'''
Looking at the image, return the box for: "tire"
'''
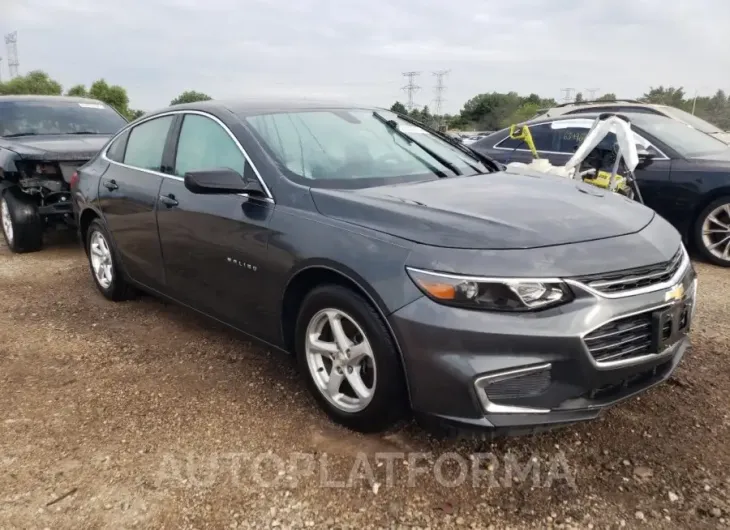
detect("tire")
[694,196,730,267]
[85,218,135,301]
[0,188,43,253]
[295,284,409,433]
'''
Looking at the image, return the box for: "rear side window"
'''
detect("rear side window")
[123,116,174,172]
[105,130,129,162]
[174,114,245,177]
[495,123,556,151]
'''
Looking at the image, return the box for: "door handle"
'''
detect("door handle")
[159,194,179,208]
[103,179,119,191]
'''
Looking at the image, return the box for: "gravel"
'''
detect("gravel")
[1,232,729,529]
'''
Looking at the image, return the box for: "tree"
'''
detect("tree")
[641,86,687,108]
[128,109,146,120]
[390,101,407,114]
[575,92,584,103]
[597,93,617,101]
[88,79,130,116]
[170,90,212,105]
[0,70,62,96]
[66,84,88,97]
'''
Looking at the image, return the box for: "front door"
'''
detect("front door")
[98,115,175,288]
[155,112,276,338]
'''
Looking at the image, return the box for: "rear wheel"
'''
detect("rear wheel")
[85,219,135,301]
[0,189,43,253]
[694,197,730,267]
[295,285,408,433]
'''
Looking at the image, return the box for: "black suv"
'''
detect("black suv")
[0,96,128,252]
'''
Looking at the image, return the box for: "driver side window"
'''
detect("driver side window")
[174,114,246,177]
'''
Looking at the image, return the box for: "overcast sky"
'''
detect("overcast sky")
[2,0,729,113]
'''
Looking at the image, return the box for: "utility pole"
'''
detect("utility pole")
[585,88,600,100]
[5,31,19,79]
[432,70,450,129]
[401,71,421,112]
[0,58,3,83]
[560,88,575,103]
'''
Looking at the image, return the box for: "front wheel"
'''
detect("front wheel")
[694,197,730,267]
[295,285,409,433]
[0,189,43,253]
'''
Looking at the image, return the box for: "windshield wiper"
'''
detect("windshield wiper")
[2,132,39,138]
[394,112,504,173]
[66,131,102,135]
[372,112,461,176]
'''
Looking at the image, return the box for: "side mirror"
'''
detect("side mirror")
[184,168,265,196]
[636,147,655,170]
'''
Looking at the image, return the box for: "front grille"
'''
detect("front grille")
[575,247,684,295]
[584,312,653,363]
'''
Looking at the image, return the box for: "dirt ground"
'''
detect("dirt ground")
[0,232,729,530]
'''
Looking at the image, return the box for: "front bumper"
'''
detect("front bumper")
[389,258,697,435]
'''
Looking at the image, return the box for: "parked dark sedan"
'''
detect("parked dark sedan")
[473,113,730,267]
[0,96,128,252]
[72,100,697,435]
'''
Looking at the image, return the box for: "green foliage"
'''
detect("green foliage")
[575,92,584,103]
[0,70,62,96]
[65,84,87,97]
[170,90,212,106]
[390,101,407,114]
[391,86,730,133]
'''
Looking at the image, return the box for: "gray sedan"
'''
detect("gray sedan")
[71,100,697,435]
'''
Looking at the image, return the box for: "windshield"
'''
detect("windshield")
[659,106,724,134]
[631,114,729,157]
[244,108,487,187]
[0,100,128,137]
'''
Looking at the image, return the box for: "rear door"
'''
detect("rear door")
[155,112,277,337]
[98,115,175,288]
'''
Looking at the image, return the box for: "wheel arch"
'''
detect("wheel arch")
[689,187,730,241]
[78,206,104,251]
[279,260,412,402]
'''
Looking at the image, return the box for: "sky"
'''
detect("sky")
[2,0,729,114]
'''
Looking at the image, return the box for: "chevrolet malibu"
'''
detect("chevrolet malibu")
[71,100,698,435]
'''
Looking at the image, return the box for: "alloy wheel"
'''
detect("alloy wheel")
[304,308,377,413]
[1,198,13,245]
[89,230,114,289]
[701,202,730,262]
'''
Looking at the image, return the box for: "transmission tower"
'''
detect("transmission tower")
[560,88,576,103]
[432,70,450,116]
[401,71,421,112]
[585,88,600,100]
[5,32,19,78]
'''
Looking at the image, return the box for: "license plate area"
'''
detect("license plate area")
[651,302,691,353]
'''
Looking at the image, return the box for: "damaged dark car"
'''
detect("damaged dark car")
[0,96,128,252]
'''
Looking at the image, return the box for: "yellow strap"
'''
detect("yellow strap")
[508,124,539,159]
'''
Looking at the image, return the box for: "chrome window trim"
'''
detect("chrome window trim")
[492,120,670,161]
[474,363,552,414]
[566,245,690,299]
[100,109,275,202]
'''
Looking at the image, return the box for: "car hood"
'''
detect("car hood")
[712,131,730,144]
[0,134,111,161]
[310,171,655,250]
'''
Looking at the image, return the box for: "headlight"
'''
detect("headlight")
[406,267,573,312]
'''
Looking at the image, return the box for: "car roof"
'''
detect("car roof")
[523,111,671,127]
[0,95,107,105]
[150,98,376,117]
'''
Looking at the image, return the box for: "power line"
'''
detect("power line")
[401,71,421,112]
[432,70,450,116]
[560,88,575,103]
[585,88,600,100]
[5,31,19,79]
